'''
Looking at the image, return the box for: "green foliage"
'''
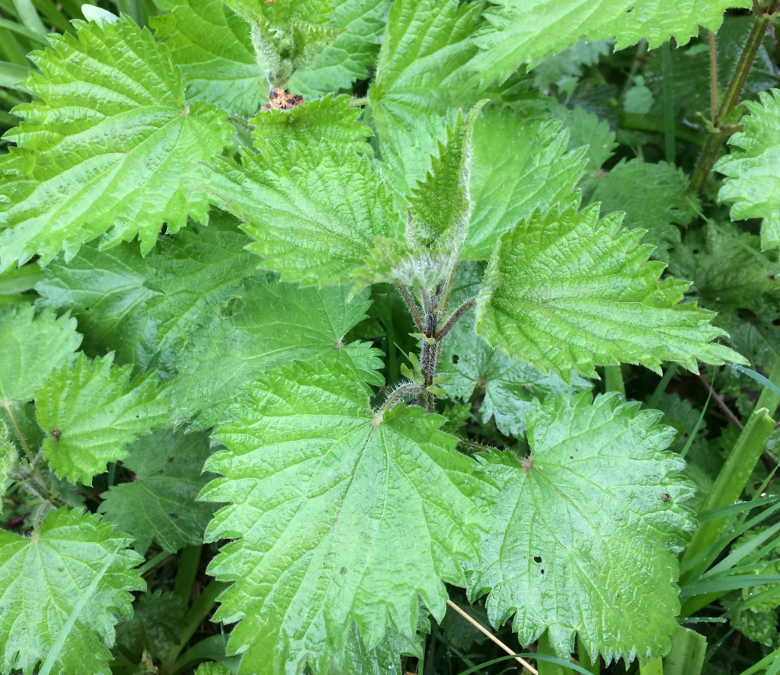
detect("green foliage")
[201,357,485,674]
[477,200,744,379]
[36,353,170,485]
[2,3,779,673]
[469,393,695,663]
[471,0,749,85]
[152,0,268,117]
[0,305,81,403]
[0,508,144,675]
[715,88,780,251]
[172,281,380,427]
[588,159,700,260]
[99,429,218,553]
[0,17,234,269]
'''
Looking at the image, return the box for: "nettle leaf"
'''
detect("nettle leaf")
[369,0,482,142]
[0,305,81,404]
[715,88,780,251]
[202,144,398,286]
[201,357,486,675]
[251,95,372,154]
[152,0,267,117]
[471,0,749,85]
[288,0,393,96]
[37,353,170,485]
[172,281,381,427]
[476,199,746,379]
[0,17,234,269]
[464,106,587,260]
[35,242,157,368]
[469,393,696,663]
[588,159,700,261]
[440,309,590,437]
[144,214,261,356]
[99,429,218,553]
[0,508,144,675]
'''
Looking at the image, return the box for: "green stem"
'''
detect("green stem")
[681,406,777,582]
[755,356,780,417]
[661,41,676,164]
[578,641,600,675]
[173,545,202,604]
[138,550,173,576]
[620,113,706,146]
[604,365,626,398]
[640,658,664,675]
[647,363,678,409]
[164,579,228,673]
[537,632,565,675]
[690,0,778,194]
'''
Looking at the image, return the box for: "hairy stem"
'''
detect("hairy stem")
[376,382,423,417]
[227,113,254,130]
[395,283,425,333]
[709,30,719,126]
[347,96,369,108]
[2,399,32,462]
[436,298,476,342]
[690,0,778,194]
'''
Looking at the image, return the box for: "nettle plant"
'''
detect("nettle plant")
[1,0,779,674]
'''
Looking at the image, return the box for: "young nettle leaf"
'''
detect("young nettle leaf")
[464,106,588,259]
[439,307,590,437]
[151,0,268,117]
[715,88,780,251]
[201,358,486,675]
[250,94,372,154]
[588,159,701,261]
[476,199,747,379]
[202,144,398,286]
[0,16,234,269]
[99,429,218,553]
[471,0,750,85]
[469,393,696,664]
[369,0,482,143]
[0,508,144,675]
[37,353,170,486]
[0,305,82,405]
[172,281,381,427]
[288,0,392,96]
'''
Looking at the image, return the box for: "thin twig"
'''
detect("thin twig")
[445,600,538,675]
[395,283,425,333]
[698,374,743,431]
[709,31,719,126]
[437,298,476,342]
